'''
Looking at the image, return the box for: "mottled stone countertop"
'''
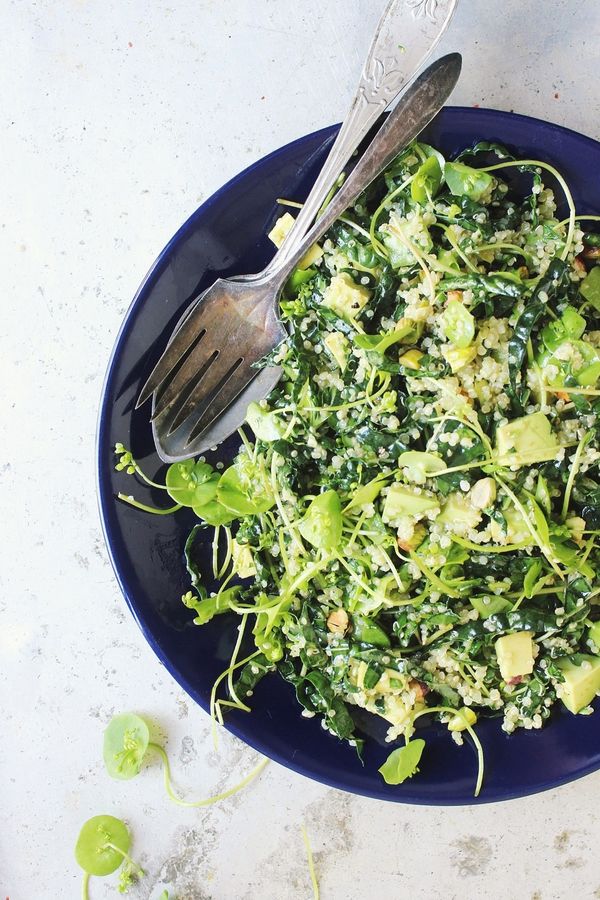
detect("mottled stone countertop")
[3,1,600,897]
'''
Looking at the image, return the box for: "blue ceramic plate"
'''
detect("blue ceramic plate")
[98,107,600,804]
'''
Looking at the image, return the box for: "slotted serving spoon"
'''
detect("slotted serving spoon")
[141,53,461,461]
[137,1,458,461]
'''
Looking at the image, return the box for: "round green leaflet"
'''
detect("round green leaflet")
[444,160,493,202]
[103,713,150,780]
[378,739,426,785]
[192,497,236,526]
[166,459,218,507]
[298,490,343,551]
[217,465,274,516]
[75,814,131,876]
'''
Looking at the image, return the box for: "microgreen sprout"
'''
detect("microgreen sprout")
[378,739,425,786]
[75,815,144,898]
[114,444,182,515]
[301,824,320,900]
[103,713,268,807]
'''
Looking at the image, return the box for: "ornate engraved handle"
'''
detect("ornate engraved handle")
[270,0,457,273]
[270,53,461,289]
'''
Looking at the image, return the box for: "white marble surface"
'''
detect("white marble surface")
[3,1,600,897]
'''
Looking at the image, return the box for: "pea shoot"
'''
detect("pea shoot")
[75,815,144,898]
[103,713,268,806]
[378,739,425,785]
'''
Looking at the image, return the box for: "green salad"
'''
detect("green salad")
[118,139,600,793]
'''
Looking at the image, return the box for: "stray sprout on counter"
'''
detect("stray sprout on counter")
[103,713,268,806]
[75,815,144,899]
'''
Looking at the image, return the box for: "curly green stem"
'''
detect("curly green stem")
[149,744,268,807]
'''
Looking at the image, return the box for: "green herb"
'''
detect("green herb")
[103,713,268,806]
[75,815,144,898]
[301,824,320,900]
[378,739,426,785]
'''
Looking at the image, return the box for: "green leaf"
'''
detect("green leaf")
[353,319,416,352]
[345,475,388,510]
[192,498,236,526]
[523,558,544,599]
[508,258,571,413]
[298,490,343,550]
[550,539,594,579]
[217,465,274,516]
[411,154,443,204]
[166,459,218,507]
[470,595,511,619]
[182,587,240,625]
[75,815,131,876]
[379,739,426,785]
[535,473,552,517]
[103,713,149,780]
[444,161,493,202]
[352,615,391,648]
[580,266,600,311]
[525,494,550,546]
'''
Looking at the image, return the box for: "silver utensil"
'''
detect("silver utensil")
[141,52,461,461]
[249,0,459,278]
[138,1,458,461]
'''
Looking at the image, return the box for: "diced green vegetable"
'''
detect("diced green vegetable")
[495,412,559,466]
[495,632,535,681]
[323,272,371,319]
[555,655,600,713]
[382,484,439,523]
[440,299,475,348]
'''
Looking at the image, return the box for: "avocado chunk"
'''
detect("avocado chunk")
[245,401,284,441]
[555,655,600,713]
[495,631,535,681]
[437,493,482,534]
[231,540,256,578]
[397,450,446,484]
[323,331,349,371]
[380,211,433,269]
[323,272,371,320]
[268,212,322,269]
[441,344,478,372]
[495,412,559,466]
[268,211,295,247]
[440,298,475,348]
[382,484,439,524]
